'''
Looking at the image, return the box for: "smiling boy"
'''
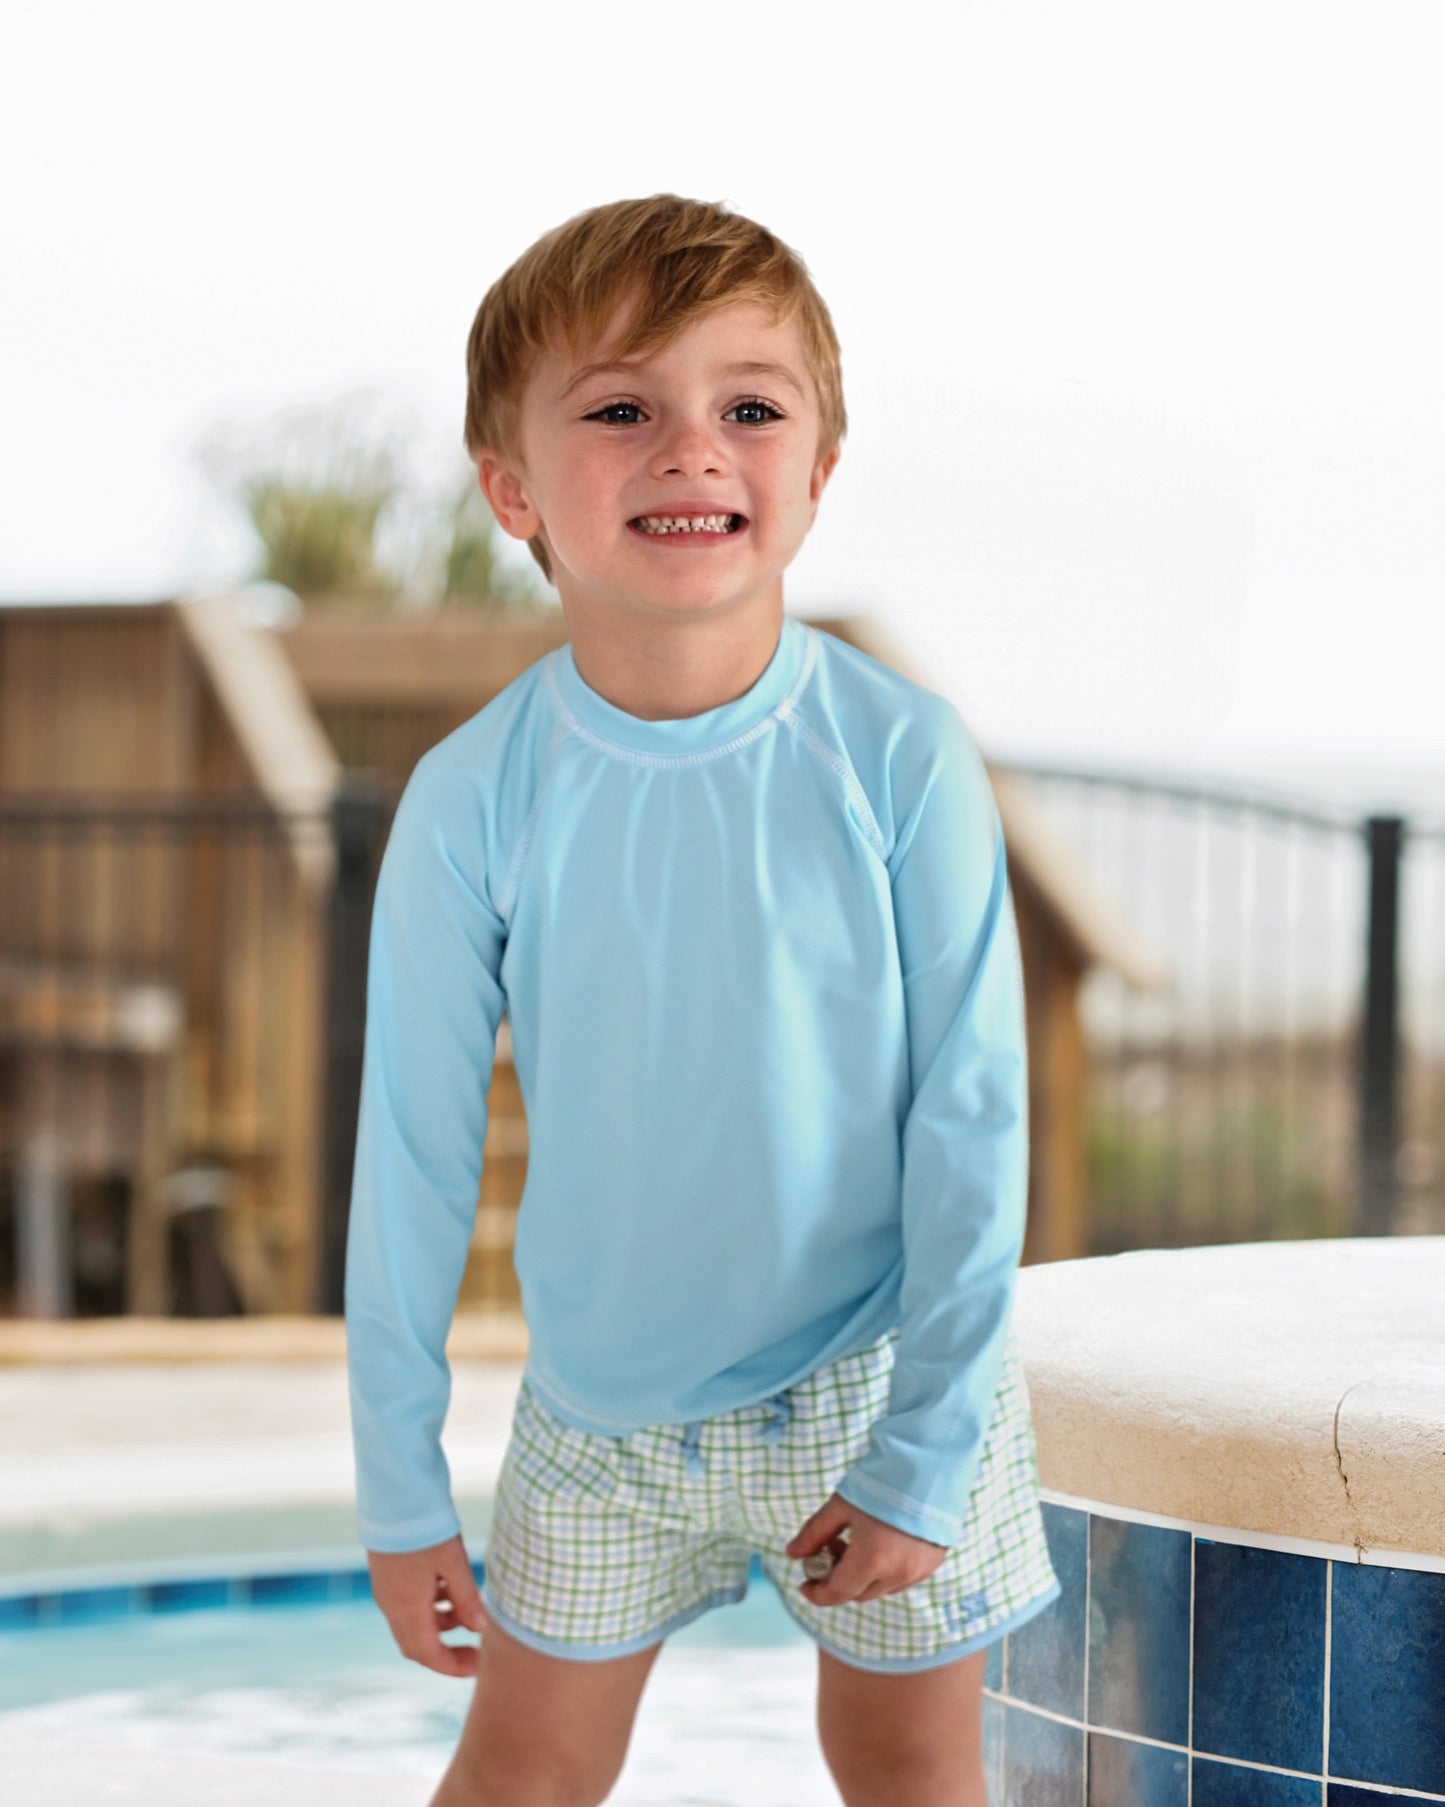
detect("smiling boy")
[345,194,1060,1806]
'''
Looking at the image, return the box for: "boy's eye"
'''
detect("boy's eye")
[581,397,785,427]
[725,398,785,424]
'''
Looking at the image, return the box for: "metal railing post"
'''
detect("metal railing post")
[1358,815,1404,1236]
[318,772,389,1314]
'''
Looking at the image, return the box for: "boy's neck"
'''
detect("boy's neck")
[561,601,786,723]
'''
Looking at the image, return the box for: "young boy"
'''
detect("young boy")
[344,193,1060,1807]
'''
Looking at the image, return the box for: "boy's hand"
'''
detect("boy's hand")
[366,1533,490,1677]
[785,1492,949,1607]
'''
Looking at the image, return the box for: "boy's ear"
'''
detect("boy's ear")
[807,443,842,524]
[476,451,542,543]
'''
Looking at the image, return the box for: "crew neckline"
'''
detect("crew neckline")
[545,613,813,761]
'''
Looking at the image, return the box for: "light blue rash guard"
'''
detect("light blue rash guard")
[344,611,1030,1555]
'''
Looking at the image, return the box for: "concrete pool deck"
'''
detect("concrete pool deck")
[0,1312,530,1588]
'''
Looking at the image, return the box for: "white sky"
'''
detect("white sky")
[2,1,1442,814]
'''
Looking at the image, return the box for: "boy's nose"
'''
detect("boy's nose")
[653,423,726,476]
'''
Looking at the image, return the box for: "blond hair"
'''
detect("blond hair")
[462,194,847,582]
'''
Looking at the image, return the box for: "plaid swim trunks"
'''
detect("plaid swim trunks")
[479,1319,1061,1673]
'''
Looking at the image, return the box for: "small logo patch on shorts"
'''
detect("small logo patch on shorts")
[942,1590,991,1632]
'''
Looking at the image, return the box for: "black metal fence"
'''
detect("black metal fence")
[1,761,1439,1317]
[0,783,397,1320]
[991,761,1445,1256]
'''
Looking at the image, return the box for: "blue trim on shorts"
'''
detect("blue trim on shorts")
[766,1573,1065,1674]
[479,1576,749,1663]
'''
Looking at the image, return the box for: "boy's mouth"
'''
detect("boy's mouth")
[627,512,747,536]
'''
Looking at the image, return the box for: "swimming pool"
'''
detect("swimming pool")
[0,1549,853,1807]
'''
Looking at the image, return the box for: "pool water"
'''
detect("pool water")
[0,1565,842,1807]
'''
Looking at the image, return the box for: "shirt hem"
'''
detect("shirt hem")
[523,1306,902,1434]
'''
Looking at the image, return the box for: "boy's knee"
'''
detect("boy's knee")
[435,1743,616,1807]
[435,1619,659,1807]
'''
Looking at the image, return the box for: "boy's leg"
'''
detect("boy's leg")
[430,1616,666,1807]
[815,1644,989,1807]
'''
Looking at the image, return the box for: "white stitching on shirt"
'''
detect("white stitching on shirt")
[541,626,820,767]
[779,710,889,864]
[841,1471,959,1529]
[495,715,573,920]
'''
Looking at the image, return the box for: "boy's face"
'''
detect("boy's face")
[477,299,840,628]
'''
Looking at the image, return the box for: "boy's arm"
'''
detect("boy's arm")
[834,699,1029,1549]
[344,758,507,1554]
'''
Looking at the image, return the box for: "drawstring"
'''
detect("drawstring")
[679,1388,793,1477]
[680,1419,706,1480]
[755,1389,793,1445]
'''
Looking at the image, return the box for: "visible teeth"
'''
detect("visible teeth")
[634,514,736,533]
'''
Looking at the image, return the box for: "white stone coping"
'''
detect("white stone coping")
[1014,1235,1445,1563]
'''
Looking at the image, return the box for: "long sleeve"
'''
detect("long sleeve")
[343,757,507,1553]
[834,699,1029,1547]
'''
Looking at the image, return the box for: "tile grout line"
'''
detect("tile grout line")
[979,1693,1179,1746]
[1187,1534,1195,1807]
[1082,1514,1091,1807]
[1322,1558,1332,1800]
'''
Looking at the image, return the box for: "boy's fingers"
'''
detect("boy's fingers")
[432,1595,484,1634]
[420,1632,481,1678]
[797,1533,850,1581]
[434,1629,482,1677]
[439,1552,489,1632]
[366,1542,486,1672]
[402,1606,483,1677]
[787,1496,851,1556]
[800,1540,871,1606]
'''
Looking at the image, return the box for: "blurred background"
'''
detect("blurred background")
[2,0,1442,1325]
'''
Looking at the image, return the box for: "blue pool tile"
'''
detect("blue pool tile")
[54,1584,137,1624]
[146,1577,231,1613]
[344,1568,375,1600]
[1007,1502,1086,1719]
[0,1594,42,1629]
[1087,1731,1187,1805]
[1192,1538,1325,1771]
[1329,1561,1445,1794]
[245,1570,332,1605]
[1001,1703,1084,1806]
[1328,1787,1433,1806]
[1193,1755,1322,1805]
[1087,1516,1191,1746]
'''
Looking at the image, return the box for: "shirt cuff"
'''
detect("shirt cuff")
[834,1472,961,1549]
[356,1505,464,1554]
